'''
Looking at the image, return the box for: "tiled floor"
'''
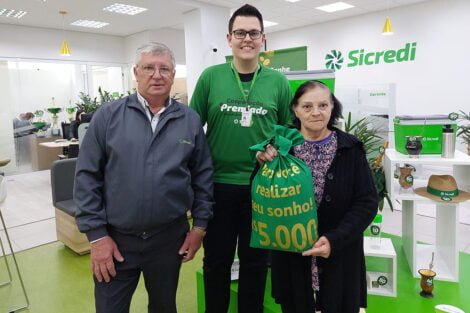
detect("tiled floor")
[0,170,56,254]
[1,170,470,255]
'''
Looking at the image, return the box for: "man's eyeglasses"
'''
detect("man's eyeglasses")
[231,29,262,40]
[140,65,173,77]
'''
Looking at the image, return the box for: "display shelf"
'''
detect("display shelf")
[385,149,470,165]
[364,237,397,297]
[401,200,459,282]
[384,149,469,282]
[385,149,470,201]
[366,271,395,297]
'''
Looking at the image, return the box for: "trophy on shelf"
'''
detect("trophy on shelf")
[47,97,62,136]
[32,110,46,131]
[418,252,436,298]
[66,105,76,123]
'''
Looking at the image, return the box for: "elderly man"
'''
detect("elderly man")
[74,42,213,313]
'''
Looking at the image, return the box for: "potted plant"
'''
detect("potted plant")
[345,112,393,212]
[75,87,128,121]
[75,92,99,116]
[456,110,470,155]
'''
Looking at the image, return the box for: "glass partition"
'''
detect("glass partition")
[91,65,125,99]
[0,59,128,175]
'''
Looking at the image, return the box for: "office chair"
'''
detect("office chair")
[61,122,71,140]
[50,159,89,254]
[77,123,89,147]
[68,143,79,158]
[0,174,30,311]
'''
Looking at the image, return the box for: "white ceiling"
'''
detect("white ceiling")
[0,0,430,37]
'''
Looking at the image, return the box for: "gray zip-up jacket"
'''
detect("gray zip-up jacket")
[74,94,214,241]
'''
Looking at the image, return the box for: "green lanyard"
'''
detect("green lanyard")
[231,62,260,103]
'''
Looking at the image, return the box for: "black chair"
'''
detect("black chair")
[61,122,71,140]
[68,143,79,158]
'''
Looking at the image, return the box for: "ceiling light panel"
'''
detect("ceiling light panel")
[103,3,148,15]
[71,20,109,29]
[0,8,27,19]
[285,0,302,2]
[316,2,355,13]
[264,20,278,28]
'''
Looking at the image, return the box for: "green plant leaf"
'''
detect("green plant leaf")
[345,112,392,212]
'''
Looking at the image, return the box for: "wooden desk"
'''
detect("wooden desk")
[39,140,75,148]
[29,136,63,171]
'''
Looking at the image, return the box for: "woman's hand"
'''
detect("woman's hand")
[255,144,278,164]
[302,236,331,258]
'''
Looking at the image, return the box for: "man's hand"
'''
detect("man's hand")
[90,236,124,283]
[178,228,205,263]
[255,144,278,164]
[302,236,331,258]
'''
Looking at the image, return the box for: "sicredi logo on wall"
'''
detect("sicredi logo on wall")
[325,42,417,71]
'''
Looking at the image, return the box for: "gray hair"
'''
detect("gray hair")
[135,42,176,68]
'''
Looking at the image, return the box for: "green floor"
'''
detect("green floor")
[1,234,469,313]
[367,235,469,313]
[0,242,202,313]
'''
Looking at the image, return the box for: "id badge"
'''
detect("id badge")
[240,108,252,127]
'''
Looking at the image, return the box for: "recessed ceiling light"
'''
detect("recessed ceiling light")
[285,0,302,2]
[316,2,354,13]
[71,20,109,29]
[264,20,278,28]
[103,3,148,15]
[0,8,27,19]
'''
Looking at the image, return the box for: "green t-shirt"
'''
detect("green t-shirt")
[190,63,292,185]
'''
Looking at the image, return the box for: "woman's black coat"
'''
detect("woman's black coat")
[271,129,378,313]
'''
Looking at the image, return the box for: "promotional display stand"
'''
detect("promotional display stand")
[364,236,397,297]
[384,149,470,282]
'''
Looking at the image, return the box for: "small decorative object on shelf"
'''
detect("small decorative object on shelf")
[66,104,76,122]
[414,175,470,203]
[441,124,455,158]
[369,213,383,249]
[398,164,415,189]
[376,275,388,288]
[418,252,436,298]
[405,135,423,158]
[32,121,46,130]
[47,97,62,136]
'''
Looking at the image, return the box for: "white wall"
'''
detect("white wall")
[124,28,186,65]
[184,5,231,100]
[0,24,125,64]
[266,0,470,118]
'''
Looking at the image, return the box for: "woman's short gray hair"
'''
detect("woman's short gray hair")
[135,42,175,68]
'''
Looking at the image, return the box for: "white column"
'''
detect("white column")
[184,5,231,101]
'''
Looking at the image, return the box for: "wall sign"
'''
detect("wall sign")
[325,42,417,71]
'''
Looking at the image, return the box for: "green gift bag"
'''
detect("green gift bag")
[250,125,318,253]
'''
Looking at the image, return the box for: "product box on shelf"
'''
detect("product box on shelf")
[394,115,456,155]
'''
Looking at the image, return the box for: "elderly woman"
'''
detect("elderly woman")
[257,80,377,313]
